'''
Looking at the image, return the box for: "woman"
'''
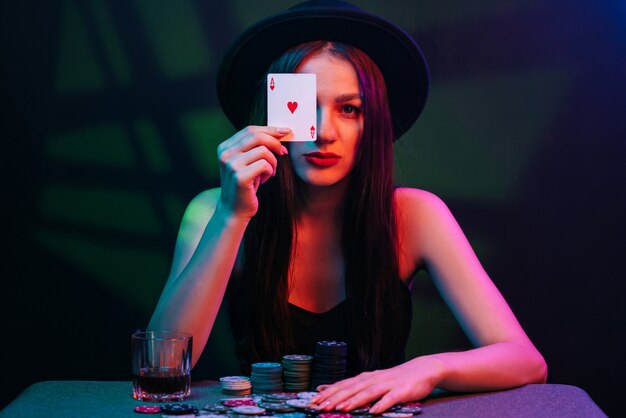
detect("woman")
[148,1,547,413]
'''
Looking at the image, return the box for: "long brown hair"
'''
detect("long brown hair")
[229,41,406,374]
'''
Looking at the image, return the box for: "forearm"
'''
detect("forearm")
[148,206,249,366]
[417,341,547,393]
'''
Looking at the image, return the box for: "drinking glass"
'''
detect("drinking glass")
[131,331,192,401]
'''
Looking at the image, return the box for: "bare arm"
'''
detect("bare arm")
[148,126,290,366]
[407,189,547,391]
[147,190,249,367]
[310,188,547,413]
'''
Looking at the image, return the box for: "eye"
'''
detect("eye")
[341,104,361,116]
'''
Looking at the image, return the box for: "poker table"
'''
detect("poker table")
[1,381,606,417]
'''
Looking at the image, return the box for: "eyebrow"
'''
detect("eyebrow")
[335,93,362,103]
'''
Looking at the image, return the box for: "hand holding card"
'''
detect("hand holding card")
[267,73,317,141]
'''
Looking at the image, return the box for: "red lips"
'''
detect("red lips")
[303,152,341,167]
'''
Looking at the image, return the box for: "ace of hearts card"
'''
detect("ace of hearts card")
[267,73,316,141]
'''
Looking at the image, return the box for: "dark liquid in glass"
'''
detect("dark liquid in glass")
[132,367,190,401]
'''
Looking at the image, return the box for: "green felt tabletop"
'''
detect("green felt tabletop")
[1,382,606,418]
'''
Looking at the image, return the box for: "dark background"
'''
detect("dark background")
[3,0,625,416]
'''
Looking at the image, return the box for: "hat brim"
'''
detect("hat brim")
[217,4,429,140]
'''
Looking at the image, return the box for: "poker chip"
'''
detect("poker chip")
[394,406,423,414]
[262,392,299,402]
[312,341,347,388]
[285,398,311,409]
[197,413,230,418]
[318,413,352,418]
[251,362,283,394]
[133,405,162,414]
[222,398,257,407]
[221,375,251,382]
[161,403,199,415]
[349,405,372,415]
[273,413,308,418]
[232,405,267,415]
[221,375,252,396]
[282,354,313,392]
[258,402,297,413]
[296,391,318,400]
[283,354,314,361]
[254,362,283,368]
[203,403,232,413]
[382,413,414,418]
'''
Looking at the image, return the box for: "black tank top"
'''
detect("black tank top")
[289,282,412,376]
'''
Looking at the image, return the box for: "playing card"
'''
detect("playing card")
[267,73,316,141]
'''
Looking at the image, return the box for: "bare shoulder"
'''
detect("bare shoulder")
[182,188,221,223]
[394,187,451,222]
[395,186,476,269]
[189,187,221,210]
[176,188,222,245]
[394,187,461,259]
[394,188,455,271]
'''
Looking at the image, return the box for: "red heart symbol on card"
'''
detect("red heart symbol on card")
[287,102,298,113]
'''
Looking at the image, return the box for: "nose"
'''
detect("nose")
[316,106,336,144]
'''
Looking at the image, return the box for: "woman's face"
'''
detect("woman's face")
[288,52,364,188]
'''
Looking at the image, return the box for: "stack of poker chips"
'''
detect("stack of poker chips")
[311,341,348,389]
[282,354,313,392]
[219,375,252,395]
[251,362,283,394]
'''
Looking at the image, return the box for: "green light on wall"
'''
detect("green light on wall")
[407,271,468,356]
[179,108,235,181]
[55,0,105,94]
[37,229,169,314]
[133,119,172,173]
[162,193,187,233]
[45,123,135,168]
[135,0,213,78]
[90,0,132,85]
[356,0,526,32]
[40,185,163,237]
[394,69,570,202]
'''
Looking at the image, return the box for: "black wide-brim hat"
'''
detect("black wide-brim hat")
[217,0,429,141]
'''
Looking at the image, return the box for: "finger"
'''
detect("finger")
[219,126,289,161]
[311,372,374,402]
[250,125,292,137]
[369,390,405,415]
[222,144,279,182]
[332,383,388,412]
[224,125,290,145]
[238,130,289,155]
[234,126,291,150]
[310,378,357,405]
[239,145,279,177]
[312,378,375,411]
[235,159,274,189]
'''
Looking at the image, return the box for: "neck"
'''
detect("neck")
[298,176,351,225]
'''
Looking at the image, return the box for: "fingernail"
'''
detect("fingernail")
[281,145,288,155]
[276,127,291,134]
[310,396,320,403]
[336,402,348,411]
